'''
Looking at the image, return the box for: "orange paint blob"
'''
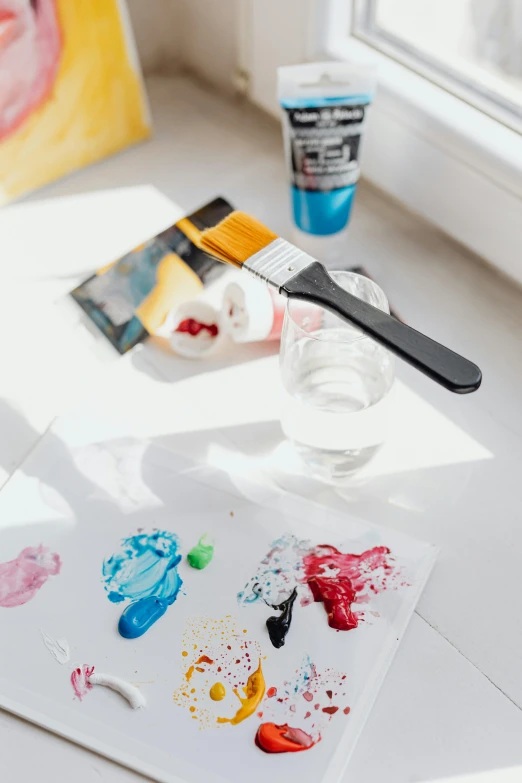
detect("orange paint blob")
[256,723,318,753]
[185,666,194,682]
[195,655,213,665]
[182,651,188,657]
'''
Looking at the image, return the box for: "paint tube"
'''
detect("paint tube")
[278,62,376,259]
[221,276,286,344]
[70,197,234,354]
[163,269,241,358]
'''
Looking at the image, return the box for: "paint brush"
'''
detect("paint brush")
[200,212,482,393]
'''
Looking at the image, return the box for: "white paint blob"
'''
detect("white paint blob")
[40,631,70,664]
[87,672,146,709]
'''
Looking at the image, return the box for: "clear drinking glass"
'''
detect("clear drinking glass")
[279,271,395,481]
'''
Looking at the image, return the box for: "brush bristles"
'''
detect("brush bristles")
[200,211,278,267]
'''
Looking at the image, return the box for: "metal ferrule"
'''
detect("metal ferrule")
[243,238,315,291]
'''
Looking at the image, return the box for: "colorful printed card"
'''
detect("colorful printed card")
[70,198,233,354]
[0,415,436,783]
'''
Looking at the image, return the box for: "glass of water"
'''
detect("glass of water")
[279,271,395,481]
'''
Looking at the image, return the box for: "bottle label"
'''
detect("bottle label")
[283,104,366,192]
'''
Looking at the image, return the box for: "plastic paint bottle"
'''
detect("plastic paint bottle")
[278,62,376,264]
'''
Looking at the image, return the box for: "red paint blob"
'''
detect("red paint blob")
[326,690,333,699]
[303,691,313,702]
[267,687,277,698]
[256,723,318,753]
[308,575,358,631]
[175,319,218,338]
[344,706,351,715]
[195,655,213,665]
[303,545,394,631]
[322,706,339,715]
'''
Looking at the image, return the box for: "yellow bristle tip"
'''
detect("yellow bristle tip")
[200,211,278,267]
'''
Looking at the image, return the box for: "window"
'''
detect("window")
[243,0,522,285]
[353,0,522,132]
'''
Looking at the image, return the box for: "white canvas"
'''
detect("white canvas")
[0,415,437,783]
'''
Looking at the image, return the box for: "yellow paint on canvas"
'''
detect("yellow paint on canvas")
[0,0,150,204]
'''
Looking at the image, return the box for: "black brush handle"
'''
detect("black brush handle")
[281,262,482,394]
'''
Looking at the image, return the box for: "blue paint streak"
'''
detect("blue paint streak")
[118,596,171,639]
[102,531,183,638]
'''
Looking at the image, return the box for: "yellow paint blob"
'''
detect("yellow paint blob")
[182,651,188,657]
[217,659,265,725]
[209,682,226,702]
[185,666,194,682]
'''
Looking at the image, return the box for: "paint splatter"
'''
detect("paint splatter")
[303,544,403,631]
[238,535,406,641]
[258,655,350,752]
[40,630,70,664]
[173,616,262,729]
[0,546,61,608]
[187,535,214,570]
[237,534,308,606]
[102,531,183,638]
[71,664,95,701]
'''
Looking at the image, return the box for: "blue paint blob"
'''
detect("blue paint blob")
[102,531,183,638]
[118,596,171,639]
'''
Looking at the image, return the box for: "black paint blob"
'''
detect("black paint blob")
[266,588,298,649]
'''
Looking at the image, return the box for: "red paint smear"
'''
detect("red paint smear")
[175,319,218,338]
[304,545,395,631]
[256,723,319,754]
[267,687,277,698]
[322,706,339,715]
[71,664,94,701]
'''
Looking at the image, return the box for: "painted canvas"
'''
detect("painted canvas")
[0,414,437,783]
[0,0,150,204]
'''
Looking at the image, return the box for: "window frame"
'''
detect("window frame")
[243,0,522,285]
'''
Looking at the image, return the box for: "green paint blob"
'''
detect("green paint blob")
[187,535,214,570]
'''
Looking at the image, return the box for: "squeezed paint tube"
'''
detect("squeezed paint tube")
[221,276,286,343]
[163,269,241,358]
[278,62,376,256]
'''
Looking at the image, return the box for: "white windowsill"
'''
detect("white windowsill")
[1,73,522,783]
[322,35,522,285]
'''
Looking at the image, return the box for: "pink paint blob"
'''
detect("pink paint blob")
[0,545,62,608]
[71,665,95,701]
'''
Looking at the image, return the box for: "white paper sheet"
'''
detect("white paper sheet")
[0,415,437,783]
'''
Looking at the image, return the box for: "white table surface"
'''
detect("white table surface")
[1,74,522,783]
